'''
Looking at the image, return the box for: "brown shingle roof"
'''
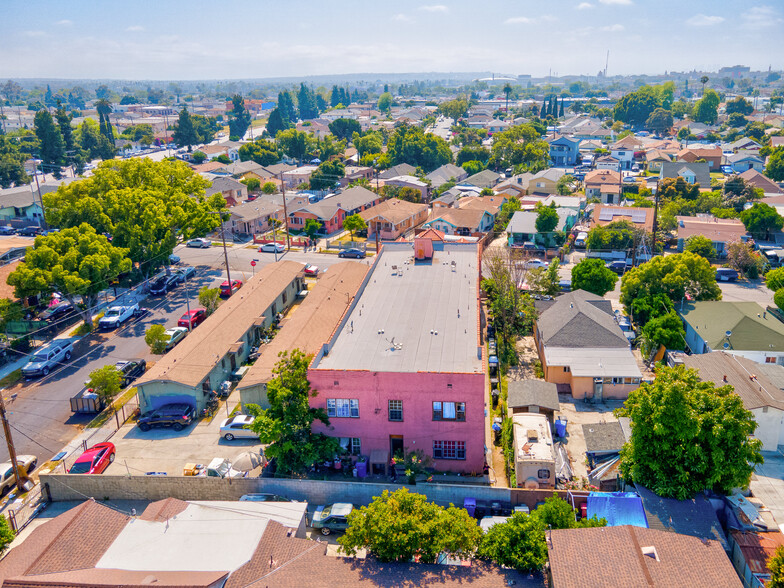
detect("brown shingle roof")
[584,170,621,186]
[675,216,747,242]
[5,568,228,587]
[359,199,428,225]
[548,525,741,588]
[237,261,368,389]
[139,497,190,522]
[136,261,304,389]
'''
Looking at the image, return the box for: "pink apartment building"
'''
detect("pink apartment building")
[308,241,486,474]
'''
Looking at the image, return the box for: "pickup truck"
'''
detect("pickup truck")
[22,339,74,378]
[98,303,140,330]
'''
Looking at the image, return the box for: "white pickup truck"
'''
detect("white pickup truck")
[98,303,140,330]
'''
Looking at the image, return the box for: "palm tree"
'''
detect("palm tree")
[700,76,709,95]
[503,83,512,115]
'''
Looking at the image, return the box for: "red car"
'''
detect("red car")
[178,309,207,329]
[304,264,319,277]
[69,442,115,474]
[220,279,243,297]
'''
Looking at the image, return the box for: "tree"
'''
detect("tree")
[766,267,784,292]
[769,546,784,588]
[740,202,784,239]
[533,493,606,529]
[527,260,561,296]
[328,118,361,141]
[342,214,367,239]
[645,107,673,135]
[191,115,220,144]
[726,240,765,279]
[228,95,251,139]
[198,285,220,316]
[640,310,685,355]
[276,129,315,164]
[0,136,30,188]
[377,92,393,113]
[85,364,122,402]
[489,123,549,171]
[304,218,321,240]
[54,101,76,161]
[172,107,198,150]
[34,110,66,179]
[265,108,289,138]
[456,146,490,166]
[503,83,513,113]
[297,83,319,120]
[535,204,559,234]
[8,224,132,324]
[477,512,547,572]
[145,324,169,354]
[316,135,345,162]
[571,258,618,296]
[241,177,260,192]
[659,176,700,199]
[617,365,763,500]
[247,349,339,473]
[383,124,451,173]
[338,488,482,563]
[309,160,344,191]
[776,289,784,312]
[700,75,709,94]
[0,515,14,553]
[461,160,482,175]
[766,147,784,182]
[438,98,469,120]
[693,89,720,124]
[43,159,223,277]
[620,252,721,311]
[613,86,661,127]
[239,138,279,167]
[191,150,207,164]
[556,174,575,196]
[262,181,277,194]
[684,235,716,258]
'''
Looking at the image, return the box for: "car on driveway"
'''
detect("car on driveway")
[311,503,354,535]
[0,455,37,494]
[39,302,76,323]
[219,415,259,441]
[22,339,74,377]
[220,279,242,297]
[149,275,175,295]
[606,260,632,274]
[115,359,146,386]
[98,303,140,330]
[523,259,549,269]
[137,403,196,432]
[175,266,196,281]
[716,268,739,282]
[69,442,115,474]
[338,248,366,259]
[259,242,284,253]
[0,226,15,235]
[186,238,211,248]
[178,309,207,329]
[304,264,319,277]
[164,327,188,350]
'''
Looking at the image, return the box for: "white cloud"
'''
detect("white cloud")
[55,19,73,26]
[392,13,412,22]
[126,25,144,32]
[599,0,632,4]
[742,5,783,28]
[577,2,593,9]
[601,23,624,31]
[686,14,724,26]
[418,4,448,12]
[23,30,46,37]
[504,15,555,25]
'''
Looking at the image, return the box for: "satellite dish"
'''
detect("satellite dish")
[725,330,732,338]
[723,342,730,349]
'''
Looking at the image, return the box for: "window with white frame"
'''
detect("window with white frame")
[433,440,466,460]
[432,401,466,421]
[328,398,359,418]
[388,400,403,421]
[339,437,361,455]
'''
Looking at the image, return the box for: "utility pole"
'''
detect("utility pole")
[209,211,232,295]
[0,392,24,493]
[33,159,48,230]
[278,173,291,250]
[651,179,660,255]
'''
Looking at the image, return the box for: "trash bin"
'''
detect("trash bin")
[492,421,502,444]
[355,460,367,478]
[555,418,567,438]
[464,497,476,518]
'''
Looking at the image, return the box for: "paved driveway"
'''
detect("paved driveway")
[751,452,784,532]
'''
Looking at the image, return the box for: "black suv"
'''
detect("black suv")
[137,403,195,432]
[606,260,633,274]
[115,359,147,387]
[39,302,76,322]
[149,274,179,295]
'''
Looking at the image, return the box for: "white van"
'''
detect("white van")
[574,232,588,248]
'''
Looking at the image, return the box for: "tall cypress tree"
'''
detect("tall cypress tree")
[541,99,547,117]
[55,100,75,156]
[330,85,341,107]
[552,96,558,118]
[34,110,66,179]
[559,101,565,118]
[172,106,198,150]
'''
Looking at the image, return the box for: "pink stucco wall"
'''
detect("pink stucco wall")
[308,369,486,474]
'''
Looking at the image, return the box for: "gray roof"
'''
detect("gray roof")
[636,484,728,550]
[217,161,265,176]
[507,380,560,411]
[537,290,629,348]
[506,209,574,235]
[463,169,501,189]
[330,186,379,211]
[426,164,467,188]
[727,151,763,164]
[754,362,784,390]
[530,168,567,183]
[379,163,415,179]
[660,161,711,189]
[582,421,626,453]
[206,176,246,196]
[431,191,458,206]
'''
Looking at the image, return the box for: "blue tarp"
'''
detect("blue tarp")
[587,492,648,528]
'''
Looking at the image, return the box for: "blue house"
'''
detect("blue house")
[548,135,580,167]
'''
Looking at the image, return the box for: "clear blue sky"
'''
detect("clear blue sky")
[1,0,782,80]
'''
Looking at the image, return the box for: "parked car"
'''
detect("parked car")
[574,232,588,248]
[716,268,739,282]
[69,442,115,474]
[558,279,572,293]
[631,164,640,172]
[149,274,179,295]
[164,327,188,350]
[606,260,632,274]
[98,303,140,330]
[623,176,636,183]
[0,455,37,494]
[16,226,41,237]
[178,309,207,329]
[0,226,15,235]
[338,248,366,259]
[206,457,247,478]
[175,266,196,281]
[186,238,211,248]
[219,415,259,441]
[137,403,196,432]
[22,339,74,377]
[721,165,736,175]
[304,264,319,277]
[115,359,146,386]
[524,259,548,269]
[220,279,242,297]
[259,242,284,253]
[39,302,76,322]
[311,503,354,535]
[169,254,181,264]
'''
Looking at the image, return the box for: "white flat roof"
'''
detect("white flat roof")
[544,347,642,378]
[513,413,555,463]
[314,242,482,373]
[96,501,306,573]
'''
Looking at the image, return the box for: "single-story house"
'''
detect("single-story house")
[206,177,248,207]
[644,149,673,173]
[584,170,622,203]
[660,161,711,189]
[676,147,723,170]
[425,163,468,189]
[423,207,495,236]
[458,194,509,220]
[725,137,762,153]
[506,208,577,246]
[0,186,44,224]
[462,169,501,189]
[679,301,784,364]
[534,290,641,400]
[507,379,559,423]
[592,204,655,233]
[281,165,318,188]
[727,151,765,173]
[287,186,380,234]
[549,135,580,167]
[378,163,415,180]
[740,168,783,196]
[360,198,429,240]
[213,160,268,181]
[384,175,429,201]
[493,173,533,197]
[339,166,374,187]
[513,413,556,489]
[675,215,747,256]
[595,155,621,171]
[430,190,459,209]
[527,168,567,195]
[226,199,284,235]
[134,261,305,414]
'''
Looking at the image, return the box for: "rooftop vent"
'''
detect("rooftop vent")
[527,429,538,441]
[640,546,659,561]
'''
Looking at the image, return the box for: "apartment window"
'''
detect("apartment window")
[432,401,466,421]
[563,366,570,373]
[339,437,361,456]
[328,398,359,418]
[388,400,403,422]
[282,291,288,304]
[433,440,466,460]
[611,377,623,385]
